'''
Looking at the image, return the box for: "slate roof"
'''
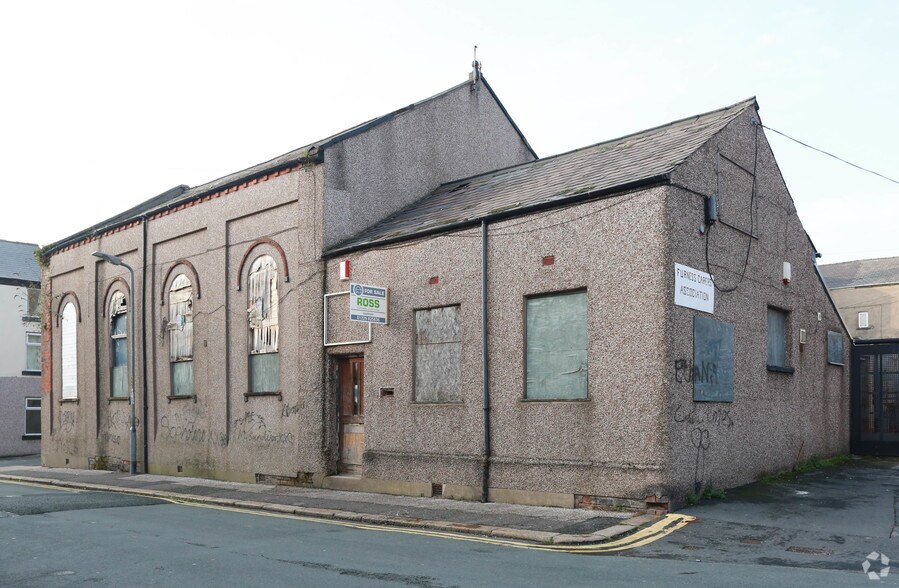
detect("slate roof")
[46,77,534,256]
[0,240,40,284]
[819,256,899,289]
[326,97,758,255]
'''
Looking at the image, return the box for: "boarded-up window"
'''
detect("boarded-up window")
[25,333,41,372]
[414,306,461,403]
[24,397,41,437]
[61,302,78,399]
[248,255,279,392]
[827,330,844,365]
[692,315,734,402]
[110,291,128,398]
[27,288,41,319]
[169,274,194,396]
[767,307,788,369]
[526,290,588,400]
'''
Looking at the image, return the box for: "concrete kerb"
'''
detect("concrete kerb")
[0,473,658,545]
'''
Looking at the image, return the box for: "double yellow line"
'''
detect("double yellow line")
[0,478,694,554]
[175,499,695,554]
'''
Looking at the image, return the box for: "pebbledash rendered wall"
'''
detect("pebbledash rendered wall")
[324,187,672,507]
[41,79,535,481]
[41,84,848,508]
[321,108,849,508]
[42,168,324,478]
[663,107,849,500]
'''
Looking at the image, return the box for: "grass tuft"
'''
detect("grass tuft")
[759,454,850,484]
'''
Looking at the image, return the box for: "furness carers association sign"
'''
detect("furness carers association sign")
[674,263,714,314]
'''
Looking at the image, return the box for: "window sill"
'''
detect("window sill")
[767,365,795,374]
[411,401,464,406]
[167,394,197,403]
[60,398,79,404]
[22,370,41,376]
[21,316,40,324]
[22,434,41,440]
[827,362,845,367]
[244,391,282,401]
[108,396,130,402]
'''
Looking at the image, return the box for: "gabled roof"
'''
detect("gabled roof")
[326,97,758,255]
[0,239,40,285]
[45,77,534,256]
[819,256,899,289]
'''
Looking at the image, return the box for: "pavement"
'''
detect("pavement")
[3,454,896,557]
[0,455,656,545]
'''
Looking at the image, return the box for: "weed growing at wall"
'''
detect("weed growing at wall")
[759,454,850,484]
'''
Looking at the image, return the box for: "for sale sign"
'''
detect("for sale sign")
[349,283,389,324]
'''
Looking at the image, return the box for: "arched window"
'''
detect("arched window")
[61,302,78,399]
[168,274,194,396]
[248,255,279,393]
[109,291,128,398]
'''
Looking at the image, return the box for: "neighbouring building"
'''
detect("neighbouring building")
[40,74,849,509]
[820,257,899,456]
[820,256,899,341]
[0,239,42,457]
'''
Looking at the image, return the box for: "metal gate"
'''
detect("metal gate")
[852,340,899,456]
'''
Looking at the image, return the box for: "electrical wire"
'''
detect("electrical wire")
[762,124,899,186]
[704,124,759,293]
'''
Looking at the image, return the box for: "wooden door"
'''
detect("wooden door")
[337,357,364,473]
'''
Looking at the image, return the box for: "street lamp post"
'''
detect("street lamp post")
[92,251,138,475]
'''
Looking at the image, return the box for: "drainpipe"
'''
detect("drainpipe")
[141,215,149,473]
[481,220,491,502]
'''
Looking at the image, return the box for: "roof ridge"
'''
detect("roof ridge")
[0,239,38,247]
[820,255,899,268]
[432,96,758,191]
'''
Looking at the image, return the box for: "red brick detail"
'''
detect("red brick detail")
[160,259,202,304]
[55,292,82,325]
[428,276,439,285]
[51,164,304,257]
[542,255,555,266]
[41,269,52,398]
[236,238,290,290]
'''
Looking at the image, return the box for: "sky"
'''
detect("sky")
[0,0,896,264]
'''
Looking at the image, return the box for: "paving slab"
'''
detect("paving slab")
[0,457,649,544]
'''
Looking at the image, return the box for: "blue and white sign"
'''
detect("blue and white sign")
[349,283,389,324]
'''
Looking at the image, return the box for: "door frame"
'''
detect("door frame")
[335,355,365,473]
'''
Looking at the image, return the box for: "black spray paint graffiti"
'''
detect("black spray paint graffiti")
[159,415,226,446]
[674,359,719,385]
[104,410,138,430]
[232,411,296,446]
[280,403,302,418]
[59,411,76,434]
[692,427,710,494]
[99,432,122,445]
[673,404,734,429]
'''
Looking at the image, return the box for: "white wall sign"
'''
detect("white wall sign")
[349,283,389,324]
[674,263,714,314]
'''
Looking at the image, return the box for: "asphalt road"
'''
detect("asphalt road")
[0,481,882,587]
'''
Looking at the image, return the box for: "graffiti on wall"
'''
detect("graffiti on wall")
[232,411,296,446]
[159,415,226,446]
[673,403,734,429]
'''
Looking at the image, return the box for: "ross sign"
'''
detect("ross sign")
[349,283,389,324]
[674,263,714,314]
